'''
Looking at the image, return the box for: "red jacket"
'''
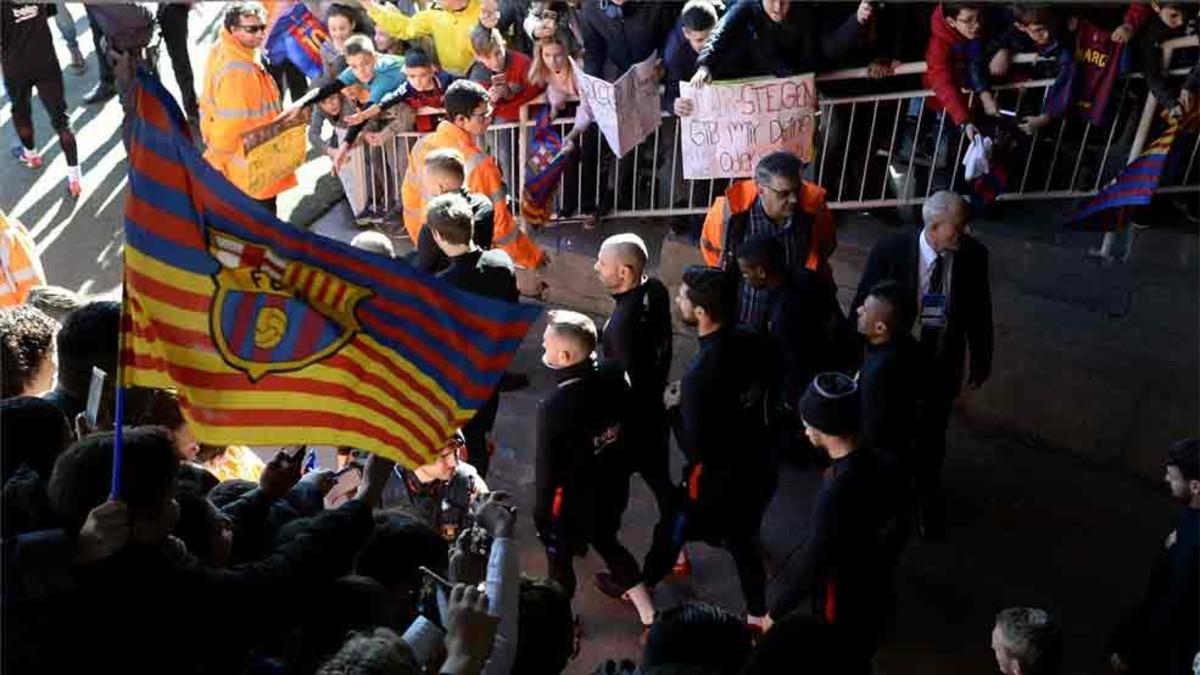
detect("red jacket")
[470,50,545,122]
[923,4,987,127]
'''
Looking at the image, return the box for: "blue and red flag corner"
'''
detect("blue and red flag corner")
[266,2,330,81]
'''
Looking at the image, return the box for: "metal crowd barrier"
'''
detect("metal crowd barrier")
[340,36,1198,232]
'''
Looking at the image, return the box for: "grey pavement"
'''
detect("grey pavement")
[3,7,1197,675]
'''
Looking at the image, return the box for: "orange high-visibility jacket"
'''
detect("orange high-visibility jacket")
[0,210,46,307]
[700,179,837,279]
[402,121,545,269]
[200,28,297,200]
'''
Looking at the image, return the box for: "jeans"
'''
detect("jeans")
[53,1,78,51]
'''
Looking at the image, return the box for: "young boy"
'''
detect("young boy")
[1136,1,1195,118]
[283,34,408,117]
[991,5,1076,134]
[664,0,719,116]
[924,3,1000,139]
[467,24,544,123]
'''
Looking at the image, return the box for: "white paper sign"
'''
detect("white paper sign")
[572,53,662,158]
[678,74,818,180]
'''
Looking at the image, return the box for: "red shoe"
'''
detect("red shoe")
[671,549,691,577]
[20,148,42,169]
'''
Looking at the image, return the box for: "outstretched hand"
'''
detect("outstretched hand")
[442,583,499,675]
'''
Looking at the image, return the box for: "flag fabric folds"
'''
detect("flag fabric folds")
[121,71,541,469]
[1068,117,1181,231]
[265,2,329,81]
[521,104,570,226]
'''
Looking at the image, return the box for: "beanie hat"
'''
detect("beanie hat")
[799,372,861,436]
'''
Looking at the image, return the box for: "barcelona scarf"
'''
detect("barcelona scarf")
[521,105,569,226]
[1068,113,1190,231]
[265,2,329,81]
[120,71,541,469]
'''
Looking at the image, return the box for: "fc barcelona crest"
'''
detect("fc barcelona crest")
[207,230,372,381]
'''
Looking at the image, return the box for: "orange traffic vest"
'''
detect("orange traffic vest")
[699,179,837,279]
[401,121,545,269]
[200,29,297,200]
[0,211,46,307]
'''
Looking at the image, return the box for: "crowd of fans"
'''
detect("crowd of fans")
[2,1,1198,674]
[14,1,1194,214]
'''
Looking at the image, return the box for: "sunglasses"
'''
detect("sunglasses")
[238,24,267,34]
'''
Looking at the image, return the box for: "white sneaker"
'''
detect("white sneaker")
[20,148,42,169]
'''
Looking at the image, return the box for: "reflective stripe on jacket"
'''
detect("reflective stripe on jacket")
[699,178,837,279]
[0,211,46,307]
[200,28,297,199]
[402,121,544,269]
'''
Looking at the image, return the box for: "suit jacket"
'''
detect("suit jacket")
[850,231,993,398]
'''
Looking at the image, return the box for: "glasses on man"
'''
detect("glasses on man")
[758,183,800,200]
[238,23,267,34]
[471,105,494,120]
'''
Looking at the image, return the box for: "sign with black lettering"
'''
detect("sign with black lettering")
[678,74,817,180]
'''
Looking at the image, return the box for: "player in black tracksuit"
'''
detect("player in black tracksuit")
[534,313,643,604]
[595,234,675,517]
[1,2,81,194]
[770,372,903,657]
[426,193,518,478]
[641,266,779,624]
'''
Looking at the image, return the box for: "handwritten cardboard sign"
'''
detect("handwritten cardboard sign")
[678,74,817,180]
[572,53,662,158]
[238,114,308,195]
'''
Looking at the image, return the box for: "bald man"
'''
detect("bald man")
[593,234,674,520]
[849,191,993,540]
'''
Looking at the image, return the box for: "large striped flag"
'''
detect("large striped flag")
[265,2,329,81]
[1068,117,1182,231]
[121,70,541,469]
[520,104,570,226]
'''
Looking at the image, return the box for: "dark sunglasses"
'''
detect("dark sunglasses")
[238,24,267,34]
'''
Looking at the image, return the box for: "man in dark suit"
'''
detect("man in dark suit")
[850,191,993,540]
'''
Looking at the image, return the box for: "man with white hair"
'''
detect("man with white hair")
[850,190,993,540]
[991,607,1063,675]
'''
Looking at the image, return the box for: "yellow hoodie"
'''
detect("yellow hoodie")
[367,0,481,76]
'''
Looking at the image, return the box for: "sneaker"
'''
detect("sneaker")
[671,549,691,577]
[593,572,631,602]
[19,148,42,169]
[67,174,82,198]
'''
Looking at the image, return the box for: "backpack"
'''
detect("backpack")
[85,4,155,52]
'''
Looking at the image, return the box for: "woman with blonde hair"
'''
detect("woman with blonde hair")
[526,29,599,219]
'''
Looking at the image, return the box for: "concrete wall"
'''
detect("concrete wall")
[527,208,1200,481]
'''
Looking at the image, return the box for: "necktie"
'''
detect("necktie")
[928,254,944,294]
[920,254,946,350]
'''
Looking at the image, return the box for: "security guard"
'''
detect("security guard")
[401,79,544,270]
[640,265,779,631]
[425,193,518,477]
[199,3,295,213]
[535,310,657,628]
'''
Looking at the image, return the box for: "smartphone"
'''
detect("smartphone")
[419,565,454,590]
[85,367,107,430]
